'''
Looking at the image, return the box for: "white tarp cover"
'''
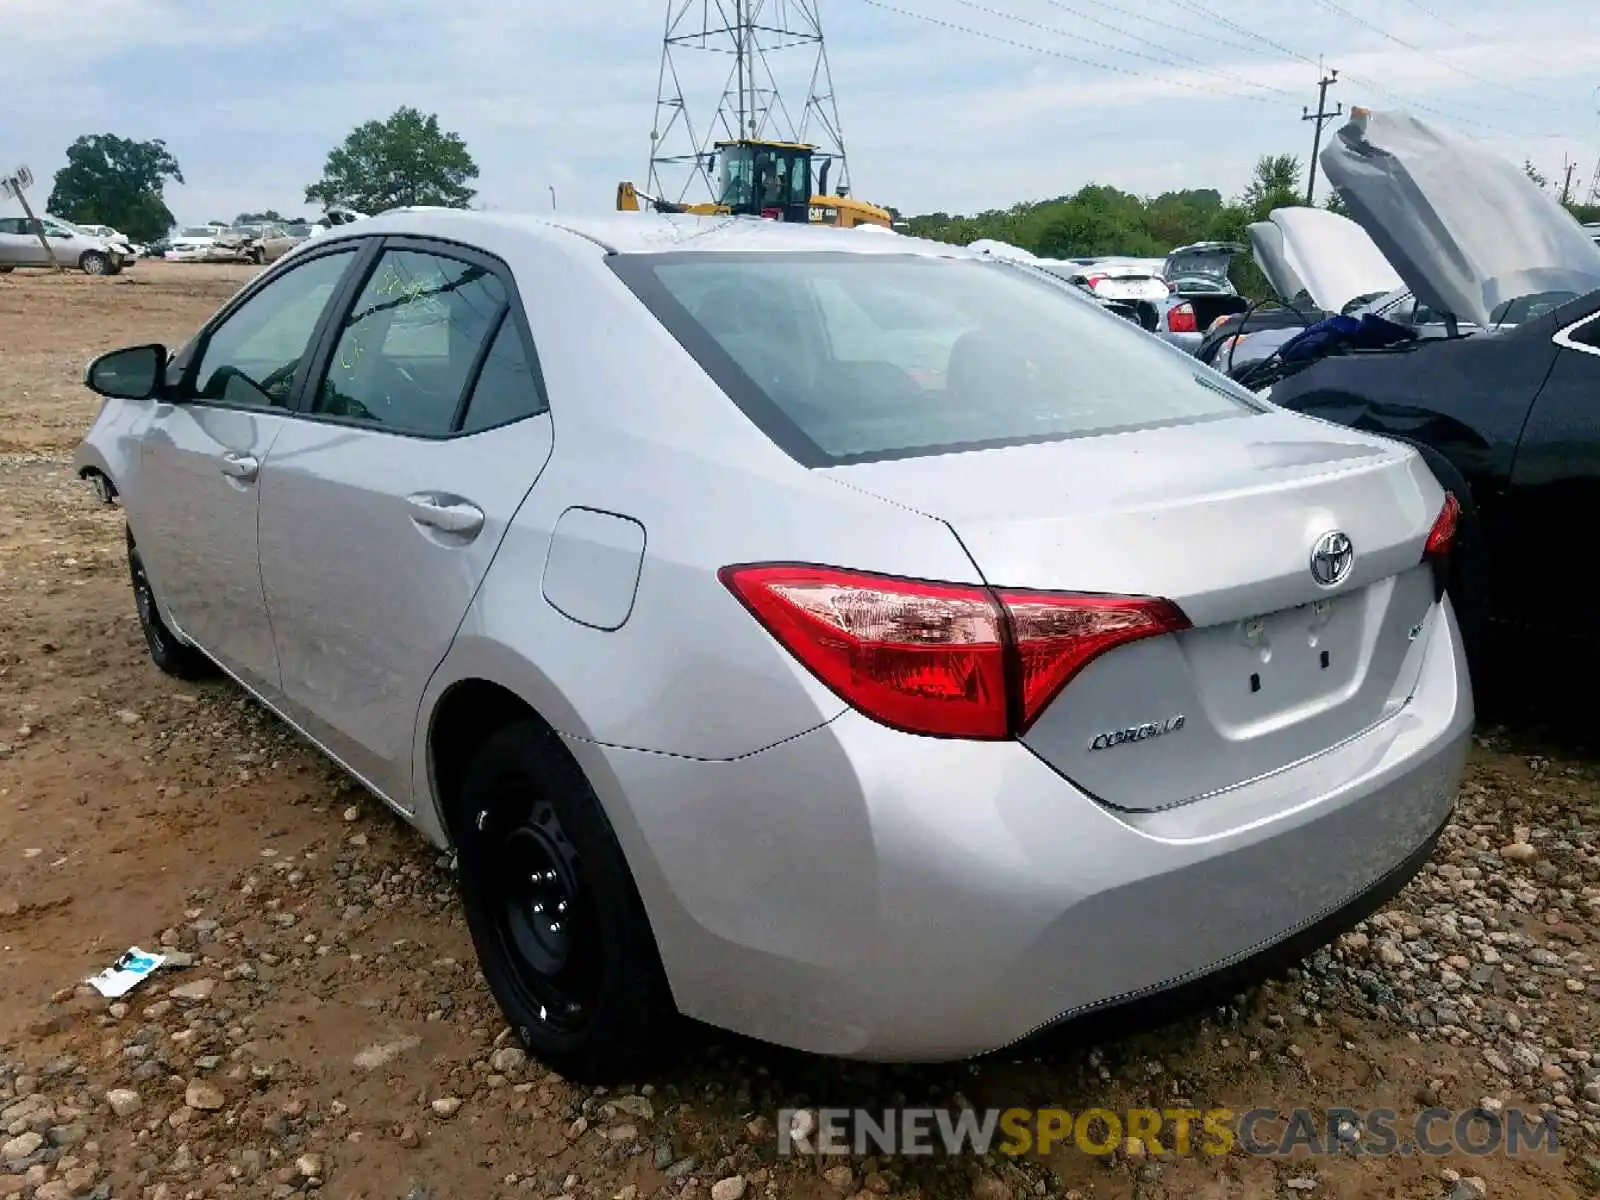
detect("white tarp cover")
[966,238,1039,263]
[1248,207,1404,313]
[1320,109,1600,327]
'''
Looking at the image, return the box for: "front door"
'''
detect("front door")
[133,245,362,695]
[1505,307,1600,639]
[257,241,554,807]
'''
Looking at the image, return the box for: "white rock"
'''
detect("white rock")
[169,978,217,1002]
[431,1097,462,1118]
[488,1047,527,1075]
[710,1176,747,1200]
[105,1088,142,1118]
[353,1035,422,1071]
[1,1131,43,1162]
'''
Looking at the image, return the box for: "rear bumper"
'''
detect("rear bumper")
[569,595,1471,1061]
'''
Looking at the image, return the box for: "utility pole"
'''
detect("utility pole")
[1,165,63,272]
[1560,157,1576,206]
[1302,68,1342,206]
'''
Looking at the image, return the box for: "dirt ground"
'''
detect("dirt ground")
[0,262,1597,1200]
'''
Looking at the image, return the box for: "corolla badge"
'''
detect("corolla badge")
[1309,531,1354,587]
[1088,715,1186,751]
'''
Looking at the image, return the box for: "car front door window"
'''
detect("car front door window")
[191,249,356,408]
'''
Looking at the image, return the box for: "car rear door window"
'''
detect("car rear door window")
[313,248,507,435]
[459,316,548,433]
[191,248,357,409]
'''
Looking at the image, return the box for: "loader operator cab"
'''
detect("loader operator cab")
[714,140,816,225]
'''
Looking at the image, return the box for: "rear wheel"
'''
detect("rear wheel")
[452,720,669,1083]
[80,251,110,276]
[127,530,214,679]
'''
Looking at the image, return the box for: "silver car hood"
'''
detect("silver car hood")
[1247,207,1403,313]
[1320,108,1600,327]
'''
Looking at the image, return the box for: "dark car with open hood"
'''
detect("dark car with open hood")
[1258,109,1600,668]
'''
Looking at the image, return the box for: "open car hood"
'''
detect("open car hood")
[1320,108,1600,328]
[1247,207,1403,313]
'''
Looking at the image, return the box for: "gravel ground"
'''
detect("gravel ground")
[1,263,1597,1199]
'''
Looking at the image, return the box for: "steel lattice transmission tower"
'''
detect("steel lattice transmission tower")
[646,0,854,205]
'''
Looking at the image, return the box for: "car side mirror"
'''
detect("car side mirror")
[85,344,168,401]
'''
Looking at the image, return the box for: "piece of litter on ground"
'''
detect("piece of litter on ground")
[86,947,168,998]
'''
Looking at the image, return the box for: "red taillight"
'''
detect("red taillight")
[719,564,1190,740]
[1166,302,1198,334]
[1424,492,1459,560]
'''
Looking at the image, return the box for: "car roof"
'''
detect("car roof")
[346,208,977,259]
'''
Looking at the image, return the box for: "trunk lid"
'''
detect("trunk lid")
[1163,241,1242,287]
[821,410,1445,811]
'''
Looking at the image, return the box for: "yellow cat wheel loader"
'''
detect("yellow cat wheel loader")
[618,139,892,229]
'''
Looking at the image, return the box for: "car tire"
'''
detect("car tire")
[452,719,669,1084]
[127,530,215,680]
[80,251,111,276]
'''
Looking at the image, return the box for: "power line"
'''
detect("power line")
[1068,0,1295,65]
[1391,0,1475,37]
[1160,0,1561,138]
[1305,0,1572,109]
[947,0,1287,103]
[858,0,1283,102]
[1037,0,1297,97]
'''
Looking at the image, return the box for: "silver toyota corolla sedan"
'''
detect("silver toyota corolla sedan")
[74,210,1472,1082]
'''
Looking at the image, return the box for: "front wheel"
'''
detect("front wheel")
[452,720,669,1083]
[80,251,110,276]
[127,531,214,680]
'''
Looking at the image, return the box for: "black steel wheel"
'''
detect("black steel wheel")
[453,720,669,1082]
[481,796,601,1033]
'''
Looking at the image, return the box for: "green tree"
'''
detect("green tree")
[1323,189,1351,217]
[1241,154,1303,218]
[46,134,183,242]
[236,209,288,223]
[305,107,478,213]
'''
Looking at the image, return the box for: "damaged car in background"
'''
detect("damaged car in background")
[1250,108,1600,666]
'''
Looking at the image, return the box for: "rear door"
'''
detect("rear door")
[0,217,47,265]
[256,238,555,808]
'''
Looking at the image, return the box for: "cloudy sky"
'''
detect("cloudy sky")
[7,0,1600,227]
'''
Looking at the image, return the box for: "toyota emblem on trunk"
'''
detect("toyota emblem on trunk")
[1310,531,1354,587]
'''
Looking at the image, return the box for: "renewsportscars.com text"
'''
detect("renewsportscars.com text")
[778,1106,1559,1158]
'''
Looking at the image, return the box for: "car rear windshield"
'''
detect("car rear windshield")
[609,251,1259,465]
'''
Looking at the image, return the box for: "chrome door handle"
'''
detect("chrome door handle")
[405,494,484,537]
[219,452,259,481]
